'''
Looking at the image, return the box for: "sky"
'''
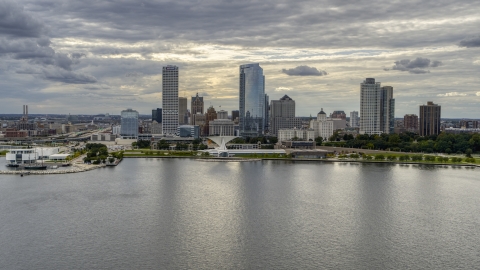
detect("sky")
[0,0,480,117]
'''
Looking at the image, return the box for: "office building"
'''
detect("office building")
[120,108,139,139]
[192,113,206,136]
[270,95,302,136]
[152,108,162,123]
[231,110,240,124]
[359,78,395,135]
[204,106,217,136]
[404,114,419,133]
[179,97,188,125]
[191,93,204,122]
[239,63,265,137]
[330,111,346,120]
[162,65,179,135]
[419,101,441,136]
[177,125,200,139]
[350,111,359,128]
[265,94,269,132]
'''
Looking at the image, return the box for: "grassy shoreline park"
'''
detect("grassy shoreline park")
[121,149,479,166]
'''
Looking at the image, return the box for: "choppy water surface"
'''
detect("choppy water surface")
[0,158,479,269]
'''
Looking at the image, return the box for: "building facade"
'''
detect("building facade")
[310,109,334,140]
[177,125,200,139]
[217,110,228,120]
[350,111,359,127]
[209,119,235,136]
[178,97,188,125]
[191,113,206,136]
[419,101,441,136]
[152,108,162,123]
[239,63,265,137]
[359,78,395,135]
[120,109,139,139]
[204,106,217,136]
[162,65,179,135]
[231,110,240,124]
[277,128,315,142]
[191,93,204,121]
[330,111,346,120]
[404,114,419,133]
[270,95,303,136]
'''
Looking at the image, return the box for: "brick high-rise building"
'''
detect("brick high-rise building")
[419,101,441,136]
[404,114,419,133]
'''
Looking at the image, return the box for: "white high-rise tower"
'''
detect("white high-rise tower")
[359,78,395,135]
[162,65,179,135]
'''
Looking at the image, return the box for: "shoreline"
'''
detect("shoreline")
[0,163,106,175]
[123,156,479,168]
[1,156,477,175]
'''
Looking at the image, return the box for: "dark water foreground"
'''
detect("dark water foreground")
[0,158,479,269]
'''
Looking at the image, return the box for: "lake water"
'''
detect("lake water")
[0,158,479,269]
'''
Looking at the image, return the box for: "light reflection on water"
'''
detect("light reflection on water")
[0,158,479,269]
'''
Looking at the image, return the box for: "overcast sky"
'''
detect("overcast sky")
[1,0,479,117]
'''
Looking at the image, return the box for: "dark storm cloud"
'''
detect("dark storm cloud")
[0,0,96,84]
[459,36,480,47]
[386,58,443,74]
[19,0,480,48]
[40,68,97,84]
[282,66,327,76]
[0,0,45,37]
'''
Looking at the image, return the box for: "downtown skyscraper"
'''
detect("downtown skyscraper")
[359,78,395,135]
[239,63,265,137]
[162,65,179,135]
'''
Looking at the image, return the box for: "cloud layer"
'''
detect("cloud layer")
[0,0,479,117]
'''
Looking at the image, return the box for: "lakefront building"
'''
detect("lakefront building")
[162,65,179,135]
[239,63,265,137]
[419,101,441,136]
[359,78,395,135]
[310,109,334,140]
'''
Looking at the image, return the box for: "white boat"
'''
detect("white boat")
[51,165,58,169]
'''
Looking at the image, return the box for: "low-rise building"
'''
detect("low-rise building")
[278,128,315,142]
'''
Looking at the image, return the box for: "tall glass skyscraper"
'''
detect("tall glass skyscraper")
[162,65,179,135]
[120,108,139,139]
[239,63,265,137]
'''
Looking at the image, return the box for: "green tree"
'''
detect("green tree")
[387,155,397,161]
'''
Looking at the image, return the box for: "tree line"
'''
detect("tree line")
[325,132,480,154]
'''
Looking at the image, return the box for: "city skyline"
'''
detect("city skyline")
[0,0,480,117]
